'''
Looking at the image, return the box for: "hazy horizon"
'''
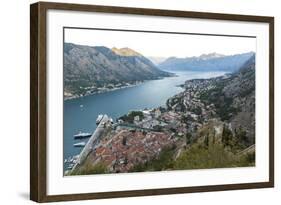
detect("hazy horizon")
[64,41,255,60]
[64,28,256,58]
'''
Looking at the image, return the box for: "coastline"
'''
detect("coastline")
[64,74,176,101]
[64,81,146,101]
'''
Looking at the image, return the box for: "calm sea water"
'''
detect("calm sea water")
[63,71,226,170]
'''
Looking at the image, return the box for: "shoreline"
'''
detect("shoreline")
[64,81,145,101]
[64,75,176,101]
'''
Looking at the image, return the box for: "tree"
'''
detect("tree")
[122,136,127,146]
[234,126,248,148]
[236,126,247,142]
[204,134,209,148]
[185,133,192,145]
[212,129,216,144]
[124,156,128,165]
[222,124,233,147]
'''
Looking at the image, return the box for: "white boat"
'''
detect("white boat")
[73,142,86,147]
[67,164,74,169]
[66,156,72,163]
[73,131,92,139]
[96,114,104,125]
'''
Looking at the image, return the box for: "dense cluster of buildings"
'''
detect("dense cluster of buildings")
[88,128,176,172]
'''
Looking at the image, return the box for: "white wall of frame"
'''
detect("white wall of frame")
[47,9,269,196]
[0,0,280,204]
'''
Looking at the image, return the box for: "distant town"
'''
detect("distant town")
[64,81,145,100]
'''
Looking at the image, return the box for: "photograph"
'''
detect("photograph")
[63,28,256,176]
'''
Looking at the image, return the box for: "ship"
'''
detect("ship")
[73,131,92,139]
[67,164,74,170]
[73,141,86,147]
[96,114,104,125]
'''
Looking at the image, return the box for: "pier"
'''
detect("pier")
[72,114,110,170]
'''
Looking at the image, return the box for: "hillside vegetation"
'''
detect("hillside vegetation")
[64,43,171,98]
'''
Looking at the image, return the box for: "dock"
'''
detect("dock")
[72,114,110,170]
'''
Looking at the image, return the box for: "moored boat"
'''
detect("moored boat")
[73,131,92,139]
[73,141,86,147]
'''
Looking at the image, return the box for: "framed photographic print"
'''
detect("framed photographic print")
[30,1,274,202]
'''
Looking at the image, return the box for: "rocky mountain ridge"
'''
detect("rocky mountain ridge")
[111,47,142,56]
[159,52,254,72]
[64,43,172,98]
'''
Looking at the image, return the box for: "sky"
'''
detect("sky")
[64,28,256,58]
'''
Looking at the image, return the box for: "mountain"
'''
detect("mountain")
[167,54,255,144]
[147,56,167,65]
[223,55,256,144]
[159,52,254,72]
[198,52,225,60]
[63,43,171,97]
[111,47,141,56]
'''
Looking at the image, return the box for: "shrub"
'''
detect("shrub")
[130,146,176,172]
[173,143,253,170]
[70,162,108,175]
[119,111,144,123]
